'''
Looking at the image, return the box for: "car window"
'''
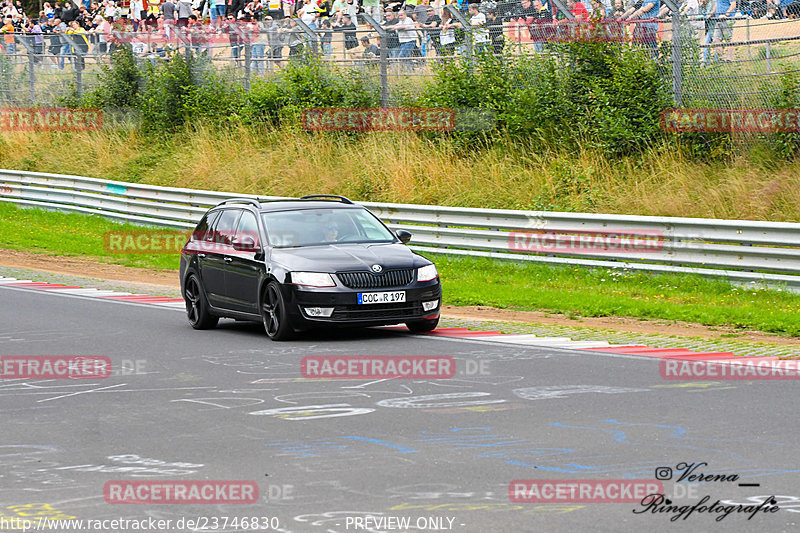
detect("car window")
[234,211,260,248]
[192,211,220,242]
[210,209,242,245]
[262,208,396,247]
[351,210,395,240]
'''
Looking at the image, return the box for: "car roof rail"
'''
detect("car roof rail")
[299,194,354,205]
[215,198,263,208]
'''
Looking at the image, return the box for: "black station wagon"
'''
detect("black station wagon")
[179,195,441,340]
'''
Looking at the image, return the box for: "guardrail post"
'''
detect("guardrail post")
[360,13,388,108]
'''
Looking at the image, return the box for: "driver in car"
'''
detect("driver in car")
[323,223,340,242]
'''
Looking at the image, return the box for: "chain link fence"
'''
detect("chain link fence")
[0,5,798,108]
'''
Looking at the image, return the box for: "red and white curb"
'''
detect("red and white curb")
[0,276,768,360]
[409,328,757,359]
[402,328,628,350]
[0,276,186,309]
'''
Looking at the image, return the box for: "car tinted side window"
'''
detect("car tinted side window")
[192,211,220,242]
[234,211,260,248]
[210,209,242,245]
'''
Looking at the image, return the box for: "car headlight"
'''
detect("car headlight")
[417,264,438,282]
[291,272,336,287]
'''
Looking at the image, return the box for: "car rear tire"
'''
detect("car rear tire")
[184,274,219,330]
[261,282,295,341]
[405,317,439,333]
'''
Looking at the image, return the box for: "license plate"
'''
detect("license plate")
[358,291,406,305]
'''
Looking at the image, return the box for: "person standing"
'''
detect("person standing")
[0,16,15,59]
[91,14,110,52]
[279,16,304,59]
[206,0,217,24]
[701,0,734,64]
[30,18,45,62]
[621,0,660,56]
[467,3,488,53]
[52,17,70,69]
[438,7,456,55]
[131,0,144,30]
[486,8,503,55]
[265,14,283,66]
[176,0,192,29]
[66,19,89,68]
[395,9,417,58]
[362,0,380,21]
[299,0,317,29]
[419,4,440,54]
[160,0,176,38]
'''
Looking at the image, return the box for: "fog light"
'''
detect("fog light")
[422,300,439,312]
[304,307,334,317]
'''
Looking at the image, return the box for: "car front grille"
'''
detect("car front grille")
[332,302,422,320]
[337,269,415,289]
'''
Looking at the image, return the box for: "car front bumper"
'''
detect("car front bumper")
[286,281,442,327]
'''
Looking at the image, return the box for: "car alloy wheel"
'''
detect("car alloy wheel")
[261,281,295,341]
[184,274,219,330]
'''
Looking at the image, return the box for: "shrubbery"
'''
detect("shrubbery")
[81,47,378,132]
[419,44,671,156]
[77,44,800,161]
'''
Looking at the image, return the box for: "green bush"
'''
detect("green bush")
[768,70,800,160]
[138,53,198,131]
[82,47,143,109]
[137,53,248,131]
[417,42,671,155]
[242,77,286,127]
[502,56,572,145]
[133,53,377,132]
[58,43,783,162]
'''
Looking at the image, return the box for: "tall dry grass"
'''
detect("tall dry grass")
[2,126,800,221]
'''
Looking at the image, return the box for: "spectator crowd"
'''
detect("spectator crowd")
[0,0,790,68]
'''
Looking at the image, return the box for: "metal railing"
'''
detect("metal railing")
[3,13,800,108]
[1,168,799,288]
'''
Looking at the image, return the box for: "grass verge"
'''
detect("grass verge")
[2,202,799,337]
[2,126,800,221]
[0,203,181,271]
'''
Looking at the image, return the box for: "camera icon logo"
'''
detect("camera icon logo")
[655,467,673,480]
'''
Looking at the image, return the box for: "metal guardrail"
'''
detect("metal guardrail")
[1,169,799,288]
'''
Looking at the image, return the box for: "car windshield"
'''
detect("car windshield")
[262,207,397,247]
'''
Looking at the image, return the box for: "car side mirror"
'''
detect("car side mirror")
[232,235,258,251]
[396,230,412,244]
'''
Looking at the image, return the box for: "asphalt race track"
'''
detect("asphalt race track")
[1,283,799,533]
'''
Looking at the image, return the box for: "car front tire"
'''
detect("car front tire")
[261,281,295,341]
[184,274,219,330]
[405,317,439,333]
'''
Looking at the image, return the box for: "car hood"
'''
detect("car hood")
[270,243,427,272]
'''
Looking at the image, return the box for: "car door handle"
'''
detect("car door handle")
[224,257,233,263]
[198,253,206,258]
